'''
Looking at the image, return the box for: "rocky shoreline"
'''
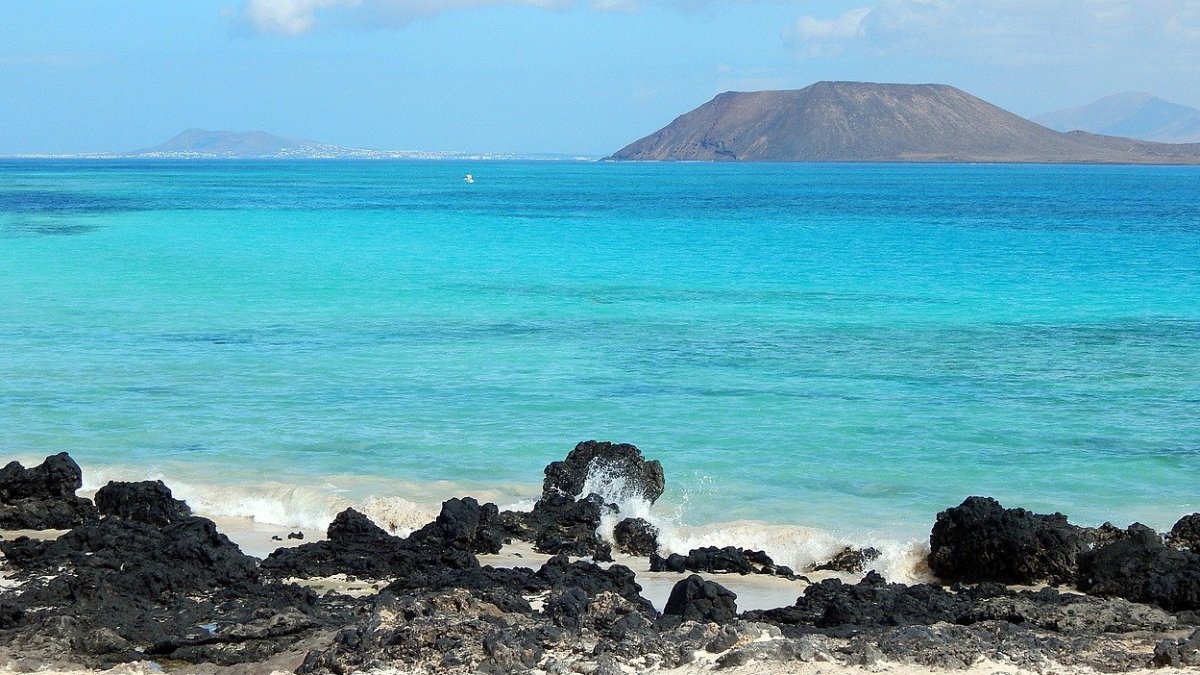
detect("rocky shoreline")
[1,442,1199,673]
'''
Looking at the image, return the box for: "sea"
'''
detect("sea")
[1,159,1198,579]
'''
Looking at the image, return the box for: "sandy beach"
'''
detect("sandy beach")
[2,450,1199,675]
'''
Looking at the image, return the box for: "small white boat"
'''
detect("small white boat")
[464,173,474,184]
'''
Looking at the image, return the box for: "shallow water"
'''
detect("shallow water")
[1,159,1198,569]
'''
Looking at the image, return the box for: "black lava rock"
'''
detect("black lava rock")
[650,546,794,577]
[408,496,505,555]
[542,440,665,504]
[809,546,882,573]
[928,496,1088,585]
[0,453,98,529]
[1153,628,1200,667]
[528,492,614,561]
[663,575,738,624]
[1077,523,1200,611]
[94,480,192,526]
[261,507,479,581]
[613,517,660,557]
[1168,514,1200,552]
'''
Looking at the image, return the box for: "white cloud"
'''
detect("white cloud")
[784,0,1200,67]
[241,0,355,36]
[237,0,572,34]
[589,0,641,12]
[785,7,871,41]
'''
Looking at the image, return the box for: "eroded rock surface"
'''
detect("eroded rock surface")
[928,496,1089,585]
[541,440,665,504]
[808,545,882,573]
[1077,523,1200,612]
[613,516,659,557]
[651,545,796,578]
[0,453,98,529]
[94,479,192,526]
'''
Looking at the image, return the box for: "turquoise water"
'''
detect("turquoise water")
[1,159,1198,543]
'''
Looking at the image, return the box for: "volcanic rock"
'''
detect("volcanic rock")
[296,589,547,675]
[408,496,506,555]
[650,545,795,577]
[527,492,614,561]
[609,81,1200,164]
[747,570,1175,638]
[1153,628,1200,667]
[541,440,665,504]
[0,508,350,668]
[1077,523,1200,611]
[0,453,98,529]
[809,546,882,573]
[1168,514,1200,552]
[94,480,191,526]
[662,575,738,624]
[261,506,480,580]
[613,517,660,557]
[928,496,1089,585]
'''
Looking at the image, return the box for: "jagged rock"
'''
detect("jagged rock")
[94,480,191,526]
[967,586,1176,634]
[297,589,548,674]
[663,575,738,624]
[747,569,1176,639]
[808,546,881,573]
[0,515,258,598]
[0,506,351,668]
[704,622,784,656]
[261,505,483,580]
[747,571,968,631]
[871,622,1063,670]
[541,440,665,504]
[650,546,794,577]
[1084,521,1132,549]
[528,492,613,561]
[408,496,505,555]
[536,554,652,611]
[0,453,98,529]
[928,496,1089,585]
[715,640,800,668]
[1168,514,1200,552]
[613,517,659,557]
[1153,628,1200,667]
[1077,523,1200,611]
[382,552,653,619]
[487,441,665,560]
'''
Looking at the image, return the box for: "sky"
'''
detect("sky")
[2,0,1199,155]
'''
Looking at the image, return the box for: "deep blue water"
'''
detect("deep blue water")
[1,159,1198,543]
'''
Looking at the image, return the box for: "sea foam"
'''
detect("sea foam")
[75,458,930,582]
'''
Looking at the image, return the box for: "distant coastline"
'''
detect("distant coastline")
[0,151,598,161]
[1,128,596,161]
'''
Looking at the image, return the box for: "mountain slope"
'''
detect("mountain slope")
[610,82,1200,163]
[1033,92,1200,144]
[134,129,348,158]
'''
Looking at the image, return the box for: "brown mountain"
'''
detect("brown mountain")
[609,82,1200,163]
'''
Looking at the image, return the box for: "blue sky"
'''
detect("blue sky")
[2,0,1199,155]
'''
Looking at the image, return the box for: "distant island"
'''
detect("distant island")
[608,82,1200,164]
[1034,92,1200,144]
[10,129,593,161]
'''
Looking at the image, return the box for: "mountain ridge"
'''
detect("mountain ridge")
[609,82,1200,164]
[1033,92,1200,144]
[135,129,343,158]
